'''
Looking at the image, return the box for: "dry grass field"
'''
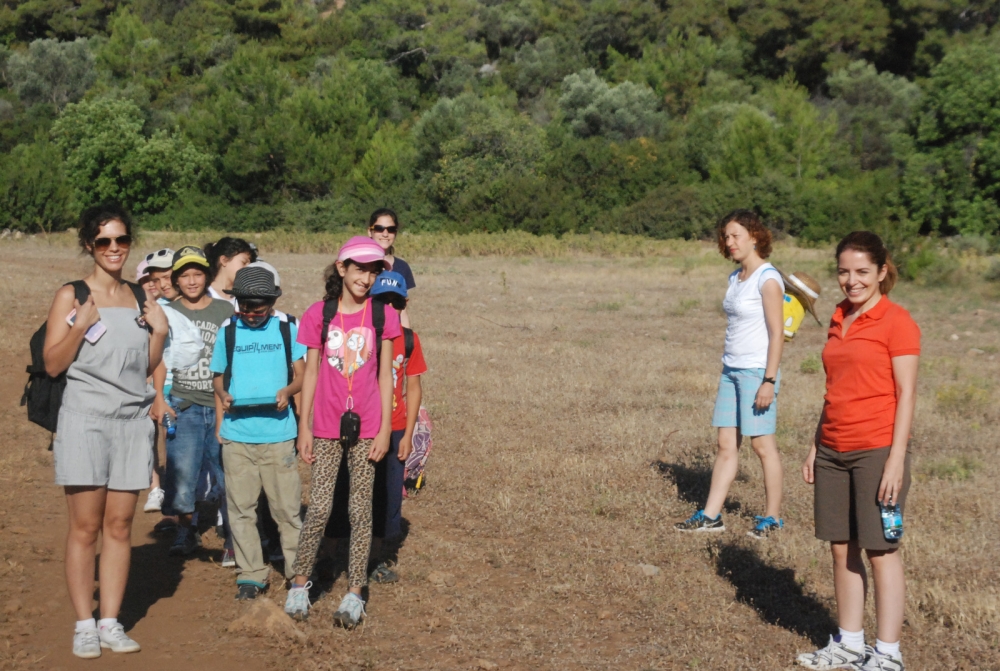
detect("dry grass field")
[0,235,997,670]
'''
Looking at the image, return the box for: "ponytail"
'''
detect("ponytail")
[836,231,897,295]
[880,258,898,295]
[323,260,354,302]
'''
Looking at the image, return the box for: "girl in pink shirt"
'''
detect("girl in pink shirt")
[284,237,400,628]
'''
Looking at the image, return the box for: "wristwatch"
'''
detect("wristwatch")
[762,376,776,385]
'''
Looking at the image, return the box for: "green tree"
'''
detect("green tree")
[558,68,666,141]
[51,96,213,213]
[6,37,96,108]
[0,136,74,233]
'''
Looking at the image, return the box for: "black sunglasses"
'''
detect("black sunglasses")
[371,225,397,234]
[94,235,133,250]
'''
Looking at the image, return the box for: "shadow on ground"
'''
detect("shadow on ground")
[111,534,184,630]
[712,541,836,646]
[653,460,743,514]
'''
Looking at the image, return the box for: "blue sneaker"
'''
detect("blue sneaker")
[674,510,725,532]
[747,515,783,539]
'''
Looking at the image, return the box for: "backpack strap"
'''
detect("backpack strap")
[372,298,385,373]
[68,280,90,304]
[320,299,338,353]
[125,281,146,311]
[403,327,414,361]
[223,321,237,392]
[279,318,293,385]
[287,314,297,325]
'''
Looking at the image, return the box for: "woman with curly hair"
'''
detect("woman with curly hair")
[675,209,787,539]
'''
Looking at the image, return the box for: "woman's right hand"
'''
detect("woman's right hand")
[297,427,315,464]
[802,443,818,484]
[73,295,100,331]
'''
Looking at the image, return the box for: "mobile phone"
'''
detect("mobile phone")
[66,309,107,344]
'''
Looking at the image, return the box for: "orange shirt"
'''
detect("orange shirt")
[821,297,920,452]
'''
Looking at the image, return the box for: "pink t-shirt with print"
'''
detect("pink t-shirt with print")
[297,298,402,439]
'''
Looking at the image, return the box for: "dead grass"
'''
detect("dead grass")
[0,240,998,669]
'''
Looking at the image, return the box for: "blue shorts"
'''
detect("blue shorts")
[711,366,780,437]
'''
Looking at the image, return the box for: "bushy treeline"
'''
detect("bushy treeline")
[1,0,1000,242]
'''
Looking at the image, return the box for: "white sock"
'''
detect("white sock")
[97,618,117,630]
[838,628,865,651]
[876,639,901,660]
[75,618,97,633]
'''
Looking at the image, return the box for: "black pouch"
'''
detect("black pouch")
[340,410,361,448]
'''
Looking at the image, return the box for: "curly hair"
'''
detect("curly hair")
[716,209,772,260]
[78,202,134,253]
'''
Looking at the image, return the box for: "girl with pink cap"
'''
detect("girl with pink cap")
[285,236,401,628]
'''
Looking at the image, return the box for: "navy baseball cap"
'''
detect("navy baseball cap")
[370,271,407,299]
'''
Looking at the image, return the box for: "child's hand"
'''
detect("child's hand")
[275,388,290,412]
[298,428,315,464]
[219,391,234,413]
[369,430,390,462]
[151,395,174,423]
[398,433,413,462]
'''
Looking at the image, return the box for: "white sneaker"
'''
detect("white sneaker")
[143,487,164,512]
[855,646,904,671]
[796,635,865,669]
[332,592,366,629]
[98,622,141,653]
[73,629,101,659]
[284,582,312,621]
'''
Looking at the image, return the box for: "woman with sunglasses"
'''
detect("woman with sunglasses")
[43,203,168,659]
[367,209,416,327]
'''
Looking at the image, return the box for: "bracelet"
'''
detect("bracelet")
[762,377,776,385]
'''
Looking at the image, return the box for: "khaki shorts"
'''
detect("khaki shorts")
[814,445,911,551]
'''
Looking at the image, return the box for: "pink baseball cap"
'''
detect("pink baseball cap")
[338,236,389,268]
[136,259,151,282]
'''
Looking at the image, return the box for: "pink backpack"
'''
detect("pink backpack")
[403,406,433,496]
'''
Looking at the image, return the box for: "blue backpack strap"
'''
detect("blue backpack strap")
[279,318,293,385]
[223,321,237,392]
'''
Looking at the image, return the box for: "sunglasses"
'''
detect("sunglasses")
[371,225,397,234]
[94,235,133,250]
[145,249,171,263]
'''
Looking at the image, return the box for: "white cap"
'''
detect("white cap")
[247,260,280,287]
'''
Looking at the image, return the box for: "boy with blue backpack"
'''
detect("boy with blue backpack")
[210,266,307,600]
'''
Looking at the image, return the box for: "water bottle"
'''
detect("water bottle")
[162,412,176,439]
[880,502,903,540]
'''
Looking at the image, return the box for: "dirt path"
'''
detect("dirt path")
[1,241,997,670]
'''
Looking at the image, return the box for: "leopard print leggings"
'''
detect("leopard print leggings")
[293,438,375,588]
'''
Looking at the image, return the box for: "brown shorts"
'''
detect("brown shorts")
[814,445,911,551]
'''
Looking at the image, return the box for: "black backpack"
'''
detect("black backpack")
[321,298,386,373]
[21,280,147,433]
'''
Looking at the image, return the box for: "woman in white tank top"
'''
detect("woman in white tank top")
[675,210,787,538]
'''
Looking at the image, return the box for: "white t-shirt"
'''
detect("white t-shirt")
[721,262,784,369]
[208,285,238,309]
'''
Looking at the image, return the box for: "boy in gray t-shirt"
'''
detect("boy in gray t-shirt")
[158,246,235,560]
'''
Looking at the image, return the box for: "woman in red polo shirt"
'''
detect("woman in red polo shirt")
[796,232,919,671]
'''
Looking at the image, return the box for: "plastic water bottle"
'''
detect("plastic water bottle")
[880,502,903,540]
[162,413,176,439]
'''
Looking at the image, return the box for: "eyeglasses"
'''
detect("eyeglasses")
[94,235,133,250]
[371,225,397,234]
[145,249,171,262]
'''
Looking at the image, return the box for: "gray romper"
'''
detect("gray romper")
[53,306,155,490]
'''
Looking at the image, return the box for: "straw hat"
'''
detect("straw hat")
[779,270,822,325]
